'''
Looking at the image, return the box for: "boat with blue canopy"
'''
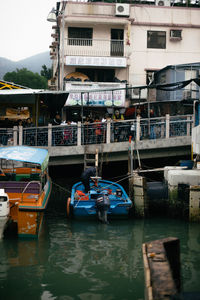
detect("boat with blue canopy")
[0,146,52,237]
[67,176,132,223]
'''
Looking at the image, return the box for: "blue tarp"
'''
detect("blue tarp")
[0,146,49,171]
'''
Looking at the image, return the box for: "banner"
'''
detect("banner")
[65,85,126,107]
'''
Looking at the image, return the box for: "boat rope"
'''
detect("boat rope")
[52,181,71,194]
[94,173,132,192]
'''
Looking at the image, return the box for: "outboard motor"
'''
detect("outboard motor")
[95,190,110,224]
[0,189,9,218]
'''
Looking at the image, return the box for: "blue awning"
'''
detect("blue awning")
[0,146,49,171]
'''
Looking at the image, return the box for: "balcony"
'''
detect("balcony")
[65,38,128,58]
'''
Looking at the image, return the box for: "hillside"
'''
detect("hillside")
[0,52,52,79]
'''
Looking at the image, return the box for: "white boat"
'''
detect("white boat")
[0,189,10,239]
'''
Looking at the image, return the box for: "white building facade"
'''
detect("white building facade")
[49,1,200,106]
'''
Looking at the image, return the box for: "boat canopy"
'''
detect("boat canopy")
[0,146,49,172]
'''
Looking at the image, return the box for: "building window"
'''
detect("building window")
[147,31,166,49]
[68,27,93,46]
[111,29,124,57]
[146,70,155,85]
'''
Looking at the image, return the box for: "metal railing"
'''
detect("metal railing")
[65,38,125,57]
[0,128,15,146]
[0,114,193,148]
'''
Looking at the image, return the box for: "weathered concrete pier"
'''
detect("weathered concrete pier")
[129,165,200,222]
[143,237,181,300]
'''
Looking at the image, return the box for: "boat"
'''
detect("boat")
[0,146,52,237]
[0,188,10,239]
[67,176,132,223]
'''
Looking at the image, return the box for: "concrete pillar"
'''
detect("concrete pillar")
[136,116,140,142]
[48,123,52,147]
[189,186,200,222]
[187,116,191,136]
[106,120,111,144]
[166,114,170,139]
[129,174,148,217]
[18,126,23,146]
[13,126,18,146]
[77,122,81,146]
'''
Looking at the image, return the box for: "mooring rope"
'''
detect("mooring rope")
[52,181,71,194]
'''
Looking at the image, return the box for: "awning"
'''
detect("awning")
[0,146,49,172]
[0,89,69,116]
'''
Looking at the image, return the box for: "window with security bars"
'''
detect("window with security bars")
[68,27,93,46]
[147,31,166,49]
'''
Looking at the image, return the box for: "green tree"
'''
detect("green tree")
[40,65,52,80]
[3,68,48,89]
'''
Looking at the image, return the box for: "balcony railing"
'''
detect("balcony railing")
[0,115,193,148]
[65,38,125,57]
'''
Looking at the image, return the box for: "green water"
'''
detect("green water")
[0,207,200,300]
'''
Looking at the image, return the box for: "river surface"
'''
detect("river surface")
[0,165,200,300]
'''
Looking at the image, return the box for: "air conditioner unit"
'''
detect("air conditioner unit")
[155,0,171,6]
[115,4,130,17]
[170,29,182,40]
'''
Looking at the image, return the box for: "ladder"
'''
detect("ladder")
[84,146,103,176]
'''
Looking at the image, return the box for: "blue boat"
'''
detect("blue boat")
[67,177,132,223]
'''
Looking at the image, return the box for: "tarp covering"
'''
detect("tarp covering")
[0,146,49,172]
[65,72,89,82]
[149,78,200,91]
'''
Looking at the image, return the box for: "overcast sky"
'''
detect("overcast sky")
[0,0,58,61]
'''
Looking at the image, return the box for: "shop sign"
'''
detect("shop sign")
[65,56,127,68]
[65,85,126,107]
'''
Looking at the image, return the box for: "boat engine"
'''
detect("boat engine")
[95,190,110,224]
[0,189,10,218]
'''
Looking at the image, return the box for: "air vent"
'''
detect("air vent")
[170,29,182,40]
[115,4,130,17]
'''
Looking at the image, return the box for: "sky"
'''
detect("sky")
[0,0,58,61]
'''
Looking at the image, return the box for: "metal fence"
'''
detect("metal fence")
[0,114,194,148]
[0,128,15,146]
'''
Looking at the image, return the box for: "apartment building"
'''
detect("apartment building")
[48,0,200,111]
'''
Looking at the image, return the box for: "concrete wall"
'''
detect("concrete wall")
[130,5,200,86]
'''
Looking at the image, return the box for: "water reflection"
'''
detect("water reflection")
[0,211,200,300]
[46,218,144,300]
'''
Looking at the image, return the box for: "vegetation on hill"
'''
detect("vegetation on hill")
[4,68,48,89]
[0,51,51,79]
